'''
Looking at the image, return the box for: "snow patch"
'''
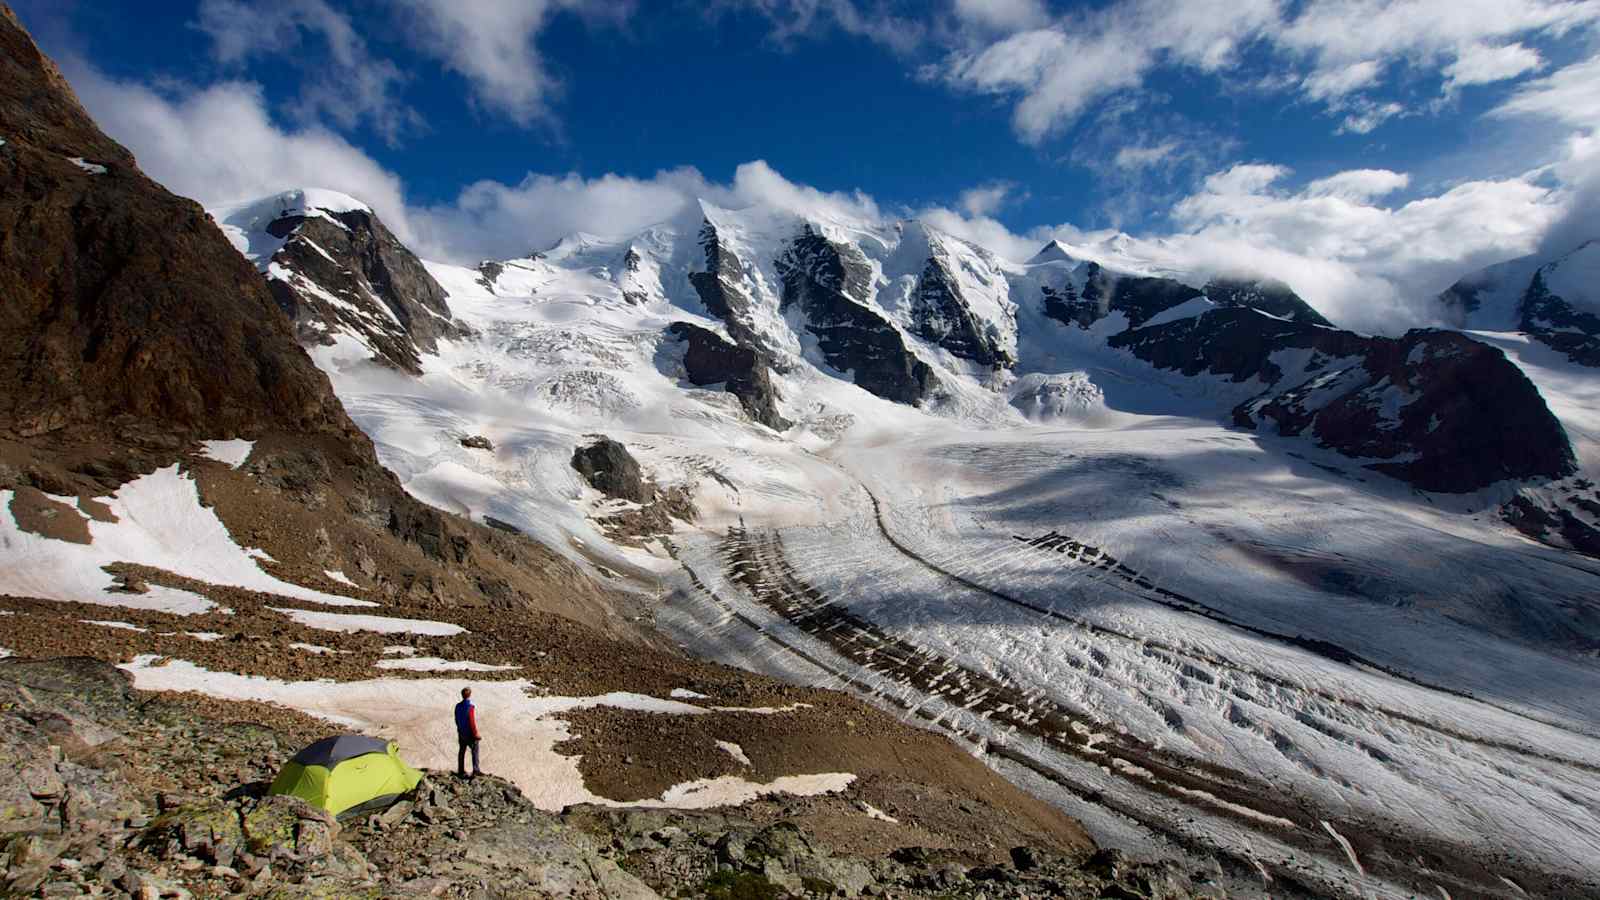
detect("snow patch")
[68,157,107,175]
[670,688,710,700]
[323,569,358,587]
[199,439,254,469]
[81,620,147,632]
[373,656,518,673]
[716,740,752,767]
[0,466,373,614]
[269,608,464,637]
[290,642,339,655]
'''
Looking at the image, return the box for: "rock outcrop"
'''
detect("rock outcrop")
[666,322,789,429]
[686,218,777,360]
[777,227,936,405]
[910,256,1014,369]
[0,9,353,442]
[572,437,654,504]
[223,190,466,374]
[1203,276,1332,326]
[1109,308,1576,491]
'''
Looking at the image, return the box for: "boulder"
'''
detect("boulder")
[571,437,654,504]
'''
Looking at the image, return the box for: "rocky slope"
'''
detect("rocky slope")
[0,657,1227,899]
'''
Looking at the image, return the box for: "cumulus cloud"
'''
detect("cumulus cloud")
[1445,41,1545,89]
[956,182,1019,216]
[937,0,1278,143]
[1155,162,1562,330]
[1490,54,1600,128]
[195,0,421,143]
[893,0,1600,142]
[65,63,415,242]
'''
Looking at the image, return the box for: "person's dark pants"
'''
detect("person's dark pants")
[457,736,480,776]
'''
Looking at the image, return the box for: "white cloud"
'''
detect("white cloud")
[1490,54,1600,129]
[1306,169,1411,201]
[950,0,1050,31]
[1337,101,1406,134]
[195,0,421,143]
[937,0,1278,143]
[1445,42,1545,89]
[1113,141,1180,170]
[1157,162,1563,330]
[957,182,1018,216]
[732,0,928,55]
[412,159,884,262]
[922,0,1600,141]
[1301,60,1383,101]
[384,0,629,127]
[65,64,415,242]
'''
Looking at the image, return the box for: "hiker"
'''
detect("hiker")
[455,686,482,778]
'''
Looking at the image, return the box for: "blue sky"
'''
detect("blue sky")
[13,0,1600,330]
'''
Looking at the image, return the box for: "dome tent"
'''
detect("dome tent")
[269,734,423,818]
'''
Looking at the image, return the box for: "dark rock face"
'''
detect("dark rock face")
[777,227,936,405]
[1114,310,1576,492]
[1203,277,1332,327]
[909,257,1013,369]
[665,322,788,430]
[686,219,774,359]
[0,8,354,442]
[571,437,654,504]
[1110,307,1368,383]
[1039,264,1201,331]
[1244,329,1574,492]
[1520,270,1600,367]
[265,206,465,374]
[1503,493,1600,558]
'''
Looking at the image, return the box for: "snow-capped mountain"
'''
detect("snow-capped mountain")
[215,188,468,374]
[199,187,1600,899]
[1441,239,1600,367]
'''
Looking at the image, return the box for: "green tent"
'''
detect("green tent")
[268,734,423,819]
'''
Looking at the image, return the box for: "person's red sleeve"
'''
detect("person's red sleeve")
[469,706,479,739]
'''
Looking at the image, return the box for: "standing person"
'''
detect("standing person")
[455,687,482,778]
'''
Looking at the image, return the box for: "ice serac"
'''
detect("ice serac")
[776,226,936,405]
[665,322,789,430]
[1203,276,1332,327]
[226,190,467,374]
[0,11,350,442]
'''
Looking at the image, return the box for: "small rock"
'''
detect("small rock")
[1009,845,1041,872]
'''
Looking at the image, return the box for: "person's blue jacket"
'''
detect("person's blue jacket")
[454,698,478,739]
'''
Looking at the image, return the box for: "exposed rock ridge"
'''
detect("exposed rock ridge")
[265,204,467,374]
[1110,309,1576,491]
[910,255,1014,369]
[777,226,937,405]
[1521,268,1600,367]
[1203,276,1332,327]
[666,322,789,429]
[686,219,780,362]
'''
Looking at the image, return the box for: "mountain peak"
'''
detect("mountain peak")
[1026,239,1078,266]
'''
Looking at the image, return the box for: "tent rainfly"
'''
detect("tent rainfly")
[268,734,423,818]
